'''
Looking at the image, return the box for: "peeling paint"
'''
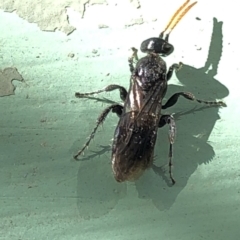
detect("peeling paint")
[130,0,141,9]
[125,17,144,27]
[0,68,24,97]
[0,0,107,35]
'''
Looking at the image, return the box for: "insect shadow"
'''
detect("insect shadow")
[74,17,229,218]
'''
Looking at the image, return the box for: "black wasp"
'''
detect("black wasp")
[74,0,225,184]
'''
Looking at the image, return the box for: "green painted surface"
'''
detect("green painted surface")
[0,1,240,239]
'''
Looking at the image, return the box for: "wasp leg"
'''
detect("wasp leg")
[158,114,176,185]
[74,104,123,159]
[75,84,127,102]
[128,47,138,73]
[162,92,226,109]
[166,62,182,80]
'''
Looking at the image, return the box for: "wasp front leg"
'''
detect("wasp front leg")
[167,62,182,80]
[128,47,139,73]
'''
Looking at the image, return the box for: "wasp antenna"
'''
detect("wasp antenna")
[168,2,197,34]
[160,0,190,37]
[160,0,197,40]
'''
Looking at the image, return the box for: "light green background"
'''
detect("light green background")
[0,0,239,239]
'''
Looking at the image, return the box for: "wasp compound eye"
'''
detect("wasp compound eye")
[140,38,174,56]
[161,42,174,56]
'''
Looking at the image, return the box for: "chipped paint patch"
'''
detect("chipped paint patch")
[0,67,24,97]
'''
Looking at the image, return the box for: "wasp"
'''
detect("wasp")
[74,0,225,184]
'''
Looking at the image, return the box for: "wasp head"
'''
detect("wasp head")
[140,37,174,56]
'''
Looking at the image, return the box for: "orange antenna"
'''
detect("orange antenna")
[160,0,197,40]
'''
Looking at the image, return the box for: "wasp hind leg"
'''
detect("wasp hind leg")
[158,114,176,185]
[74,104,123,160]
